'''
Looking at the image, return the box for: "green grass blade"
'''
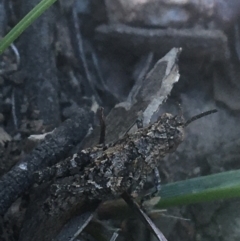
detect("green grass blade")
[157,170,240,208]
[0,0,58,54]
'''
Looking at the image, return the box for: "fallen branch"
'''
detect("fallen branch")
[0,108,93,215]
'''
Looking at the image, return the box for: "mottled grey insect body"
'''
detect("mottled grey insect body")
[36,113,185,200]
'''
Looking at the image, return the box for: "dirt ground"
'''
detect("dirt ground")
[1,0,240,241]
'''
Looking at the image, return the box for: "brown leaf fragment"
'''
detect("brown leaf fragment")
[84,47,181,146]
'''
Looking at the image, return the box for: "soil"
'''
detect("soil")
[1,0,240,241]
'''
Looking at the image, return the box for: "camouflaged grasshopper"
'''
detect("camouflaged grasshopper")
[35,109,217,201]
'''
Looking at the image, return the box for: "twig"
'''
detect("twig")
[0,109,93,215]
[11,88,18,130]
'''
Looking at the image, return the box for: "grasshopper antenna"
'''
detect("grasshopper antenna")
[184,109,217,127]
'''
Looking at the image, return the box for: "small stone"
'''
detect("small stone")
[193,167,201,175]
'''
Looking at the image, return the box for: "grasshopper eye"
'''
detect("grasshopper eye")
[168,127,184,152]
[173,115,184,126]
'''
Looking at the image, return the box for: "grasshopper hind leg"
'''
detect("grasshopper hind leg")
[141,167,161,204]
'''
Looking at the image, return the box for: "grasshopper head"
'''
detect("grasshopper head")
[158,113,185,153]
